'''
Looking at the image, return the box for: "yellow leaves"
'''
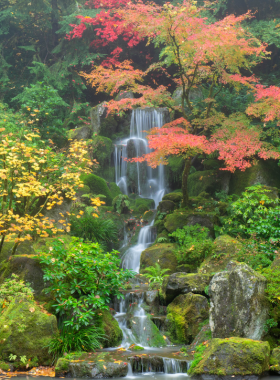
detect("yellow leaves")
[259,200,265,205]
[79,211,84,215]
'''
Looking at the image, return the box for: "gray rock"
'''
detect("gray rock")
[68,125,92,140]
[145,290,159,306]
[115,91,134,101]
[90,102,107,134]
[209,261,269,340]
[162,272,211,304]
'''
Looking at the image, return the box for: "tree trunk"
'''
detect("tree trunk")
[181,158,192,208]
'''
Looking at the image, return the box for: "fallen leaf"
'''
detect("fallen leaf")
[29,307,35,313]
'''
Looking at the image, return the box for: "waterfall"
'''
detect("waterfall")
[114,108,169,352]
[114,108,168,205]
[127,356,191,375]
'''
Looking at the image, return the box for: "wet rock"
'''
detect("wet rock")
[145,290,159,307]
[55,354,128,378]
[140,243,178,274]
[188,337,270,377]
[270,347,280,373]
[199,235,242,275]
[158,200,176,214]
[164,210,217,236]
[90,102,107,134]
[162,272,212,304]
[130,315,166,347]
[0,296,57,365]
[209,261,269,340]
[166,293,209,344]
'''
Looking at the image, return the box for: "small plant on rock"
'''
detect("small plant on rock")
[112,194,130,214]
[0,274,34,308]
[144,263,170,288]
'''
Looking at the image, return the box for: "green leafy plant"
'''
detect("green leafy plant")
[157,237,168,243]
[39,237,135,330]
[0,274,34,308]
[20,356,27,365]
[12,82,68,144]
[169,224,214,266]
[264,318,278,333]
[9,354,17,362]
[144,263,170,287]
[70,214,118,249]
[48,322,105,361]
[112,194,130,214]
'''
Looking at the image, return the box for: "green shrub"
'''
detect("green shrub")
[12,82,68,144]
[39,237,135,331]
[48,322,105,360]
[70,214,118,249]
[169,224,214,266]
[112,194,130,214]
[81,173,113,205]
[0,274,34,308]
[109,182,122,199]
[188,343,207,374]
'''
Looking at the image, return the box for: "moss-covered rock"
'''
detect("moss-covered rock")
[164,209,217,236]
[188,337,270,376]
[55,352,128,378]
[0,296,57,365]
[81,173,113,205]
[166,293,209,344]
[162,192,183,205]
[209,261,269,340]
[140,243,178,274]
[188,170,221,197]
[158,200,175,214]
[229,160,280,195]
[91,136,114,175]
[68,125,92,140]
[133,198,155,214]
[100,310,123,348]
[130,316,166,347]
[162,272,212,304]
[270,347,280,372]
[199,235,242,275]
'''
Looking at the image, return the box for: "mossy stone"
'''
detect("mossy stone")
[229,160,280,196]
[109,182,122,199]
[91,136,114,172]
[188,170,221,197]
[158,200,176,214]
[188,337,270,376]
[81,173,113,206]
[0,296,57,365]
[166,293,209,344]
[140,243,178,274]
[199,235,242,275]
[99,310,123,348]
[270,347,280,372]
[164,209,217,236]
[162,272,212,304]
[130,316,166,347]
[68,125,92,140]
[162,192,183,205]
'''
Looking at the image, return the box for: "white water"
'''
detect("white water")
[114,108,187,375]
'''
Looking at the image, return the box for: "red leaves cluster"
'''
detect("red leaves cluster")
[246,85,280,124]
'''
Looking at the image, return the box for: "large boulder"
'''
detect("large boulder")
[209,261,269,340]
[68,125,92,140]
[166,293,209,344]
[199,235,242,275]
[164,210,217,236]
[162,192,183,205]
[0,296,58,365]
[81,173,113,205]
[162,273,212,304]
[140,243,178,274]
[188,337,270,377]
[158,200,176,214]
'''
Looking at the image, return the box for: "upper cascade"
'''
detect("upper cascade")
[114,108,169,207]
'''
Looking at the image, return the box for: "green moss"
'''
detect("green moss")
[0,296,57,365]
[166,156,185,189]
[132,345,144,351]
[164,209,217,234]
[140,243,178,274]
[91,136,114,172]
[99,115,118,138]
[188,170,220,197]
[162,192,183,204]
[0,361,9,371]
[109,182,122,199]
[99,310,123,348]
[188,337,270,376]
[270,347,280,371]
[55,358,70,376]
[229,160,280,196]
[166,293,209,344]
[81,173,113,206]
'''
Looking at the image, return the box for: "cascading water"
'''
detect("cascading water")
[113,108,188,375]
[114,108,168,206]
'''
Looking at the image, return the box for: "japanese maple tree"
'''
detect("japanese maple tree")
[69,0,279,206]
